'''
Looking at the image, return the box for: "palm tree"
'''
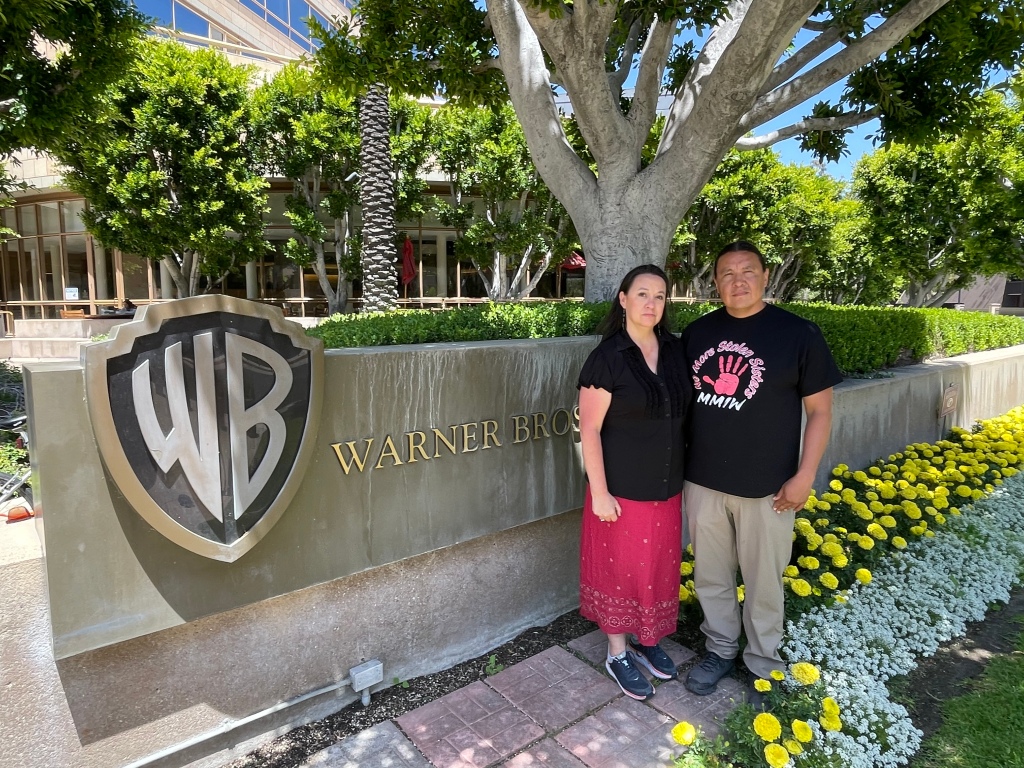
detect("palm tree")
[358,83,398,312]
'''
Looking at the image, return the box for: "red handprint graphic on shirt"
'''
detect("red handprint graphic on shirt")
[702,354,749,396]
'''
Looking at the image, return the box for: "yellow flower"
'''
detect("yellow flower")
[869,500,885,514]
[857,536,875,550]
[790,579,812,597]
[955,485,972,497]
[770,670,786,681]
[784,565,800,578]
[819,572,839,590]
[852,470,868,483]
[792,719,814,742]
[737,585,745,603]
[867,523,887,540]
[764,743,790,768]
[822,697,840,716]
[753,712,783,741]
[784,739,804,756]
[832,554,849,568]
[790,662,821,685]
[820,541,843,557]
[797,556,820,570]
[754,678,772,692]
[671,721,696,746]
[829,479,843,491]
[878,515,897,528]
[892,536,908,549]
[855,568,872,585]
[819,715,843,732]
[680,561,693,576]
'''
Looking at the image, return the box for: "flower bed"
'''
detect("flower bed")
[673,406,1024,767]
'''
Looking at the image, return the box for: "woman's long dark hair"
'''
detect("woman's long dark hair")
[594,264,688,418]
[595,264,672,341]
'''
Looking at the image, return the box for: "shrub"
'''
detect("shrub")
[308,301,1024,374]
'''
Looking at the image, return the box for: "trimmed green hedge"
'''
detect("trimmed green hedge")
[307,301,1024,374]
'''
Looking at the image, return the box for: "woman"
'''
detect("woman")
[577,264,691,700]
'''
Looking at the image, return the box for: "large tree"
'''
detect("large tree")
[315,0,1024,300]
[1,0,145,214]
[54,41,268,297]
[853,92,1024,307]
[432,102,575,300]
[0,0,145,158]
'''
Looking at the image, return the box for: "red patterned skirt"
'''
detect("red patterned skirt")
[579,486,682,643]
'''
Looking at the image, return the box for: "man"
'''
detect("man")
[681,240,843,703]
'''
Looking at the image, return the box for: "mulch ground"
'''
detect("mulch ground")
[230,590,1023,767]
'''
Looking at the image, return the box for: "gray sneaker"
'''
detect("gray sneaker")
[684,652,735,695]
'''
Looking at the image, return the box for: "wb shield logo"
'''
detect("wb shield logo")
[85,296,324,562]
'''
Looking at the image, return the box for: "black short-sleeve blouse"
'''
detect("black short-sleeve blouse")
[577,330,691,501]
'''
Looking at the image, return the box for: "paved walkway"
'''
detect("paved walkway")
[298,635,745,768]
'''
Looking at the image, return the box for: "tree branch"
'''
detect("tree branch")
[802,19,831,32]
[487,0,597,224]
[607,18,642,97]
[761,26,844,94]
[626,14,676,152]
[741,0,953,131]
[734,107,880,150]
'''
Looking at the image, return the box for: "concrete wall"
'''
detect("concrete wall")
[10,338,1024,768]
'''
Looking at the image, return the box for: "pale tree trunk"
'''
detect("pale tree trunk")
[359,83,397,312]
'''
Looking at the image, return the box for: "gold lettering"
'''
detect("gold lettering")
[432,426,458,458]
[332,439,375,475]
[460,422,479,453]
[481,419,501,448]
[375,434,404,469]
[512,415,530,443]
[551,408,571,436]
[406,431,430,463]
[572,405,581,433]
[532,411,551,440]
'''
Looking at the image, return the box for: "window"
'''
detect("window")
[172,1,209,36]
[134,0,172,25]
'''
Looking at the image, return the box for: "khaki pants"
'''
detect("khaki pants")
[683,481,795,679]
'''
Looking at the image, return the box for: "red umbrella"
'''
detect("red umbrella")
[561,251,586,270]
[401,237,417,286]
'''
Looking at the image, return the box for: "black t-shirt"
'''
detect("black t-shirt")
[681,304,843,498]
[577,330,692,501]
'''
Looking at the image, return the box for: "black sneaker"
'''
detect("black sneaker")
[606,653,655,700]
[745,683,770,712]
[628,639,678,680]
[684,652,735,695]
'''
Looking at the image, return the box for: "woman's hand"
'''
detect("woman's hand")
[592,491,622,523]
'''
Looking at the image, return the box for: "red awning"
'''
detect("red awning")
[561,252,586,271]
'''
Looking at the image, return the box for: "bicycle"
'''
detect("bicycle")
[0,413,32,514]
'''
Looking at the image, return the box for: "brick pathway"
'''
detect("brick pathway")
[301,630,746,768]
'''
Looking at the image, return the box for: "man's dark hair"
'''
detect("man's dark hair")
[595,264,671,340]
[714,240,766,275]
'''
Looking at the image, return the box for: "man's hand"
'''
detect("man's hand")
[592,491,622,523]
[773,472,814,513]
